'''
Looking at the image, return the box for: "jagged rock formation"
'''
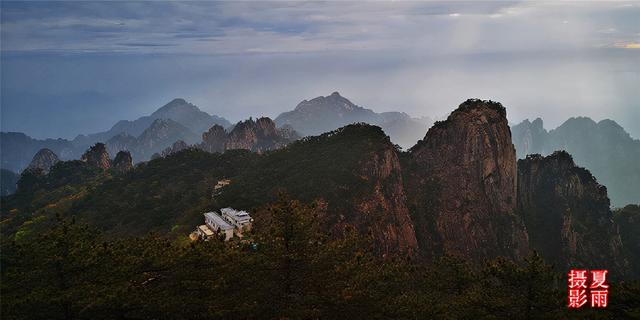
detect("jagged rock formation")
[512,117,640,206]
[160,140,189,157]
[274,92,431,148]
[200,125,226,153]
[197,117,297,154]
[26,148,60,174]
[517,151,628,275]
[407,99,529,261]
[81,143,111,170]
[224,117,289,152]
[112,151,133,172]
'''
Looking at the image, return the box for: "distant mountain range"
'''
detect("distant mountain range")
[72,98,231,148]
[275,92,433,148]
[4,99,636,278]
[1,99,231,171]
[2,94,639,207]
[512,117,640,207]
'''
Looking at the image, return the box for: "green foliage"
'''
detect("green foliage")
[3,197,638,319]
[217,123,393,212]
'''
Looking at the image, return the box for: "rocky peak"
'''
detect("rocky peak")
[225,117,294,153]
[200,124,226,153]
[517,150,628,275]
[81,143,111,170]
[407,99,528,261]
[511,118,549,159]
[295,91,359,113]
[26,148,59,174]
[160,140,189,157]
[112,150,133,172]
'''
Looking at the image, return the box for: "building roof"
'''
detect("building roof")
[221,207,253,224]
[204,212,234,230]
[197,224,214,236]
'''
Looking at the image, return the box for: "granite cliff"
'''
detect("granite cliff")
[407,99,529,261]
[517,151,628,275]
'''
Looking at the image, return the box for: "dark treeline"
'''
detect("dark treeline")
[2,195,639,320]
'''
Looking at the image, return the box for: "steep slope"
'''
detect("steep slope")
[274,92,431,148]
[512,117,640,206]
[407,99,529,261]
[217,124,418,256]
[517,151,628,275]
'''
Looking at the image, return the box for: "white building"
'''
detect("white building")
[203,211,234,241]
[220,207,253,235]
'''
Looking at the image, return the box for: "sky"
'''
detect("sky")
[1,1,639,139]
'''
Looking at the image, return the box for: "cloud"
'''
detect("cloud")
[1,1,639,139]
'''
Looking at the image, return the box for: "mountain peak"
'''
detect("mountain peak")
[152,98,198,116]
[26,148,60,174]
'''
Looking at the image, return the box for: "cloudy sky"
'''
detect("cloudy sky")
[1,1,639,139]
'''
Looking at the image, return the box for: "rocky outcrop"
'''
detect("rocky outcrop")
[160,140,189,157]
[81,143,111,170]
[407,99,529,261]
[200,125,226,153]
[112,151,133,172]
[517,151,628,275]
[26,148,60,174]
[199,119,297,154]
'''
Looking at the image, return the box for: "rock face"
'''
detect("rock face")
[81,143,111,170]
[26,148,60,174]
[200,125,226,153]
[353,138,418,256]
[407,99,529,261]
[517,151,628,275]
[112,151,133,172]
